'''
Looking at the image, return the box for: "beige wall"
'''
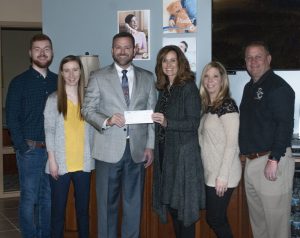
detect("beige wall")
[0,0,42,114]
[0,0,41,24]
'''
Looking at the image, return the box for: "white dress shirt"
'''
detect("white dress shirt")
[102,63,135,129]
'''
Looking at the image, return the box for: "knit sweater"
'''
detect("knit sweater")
[44,92,95,175]
[198,98,241,188]
[152,80,205,227]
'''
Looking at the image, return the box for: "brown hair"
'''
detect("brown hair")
[155,45,194,90]
[29,33,53,49]
[57,55,85,120]
[199,61,230,112]
[112,32,135,48]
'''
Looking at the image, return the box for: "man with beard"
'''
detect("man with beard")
[6,34,57,238]
[83,32,156,238]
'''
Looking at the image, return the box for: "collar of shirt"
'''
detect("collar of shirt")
[114,63,134,97]
[29,65,51,79]
[251,69,272,87]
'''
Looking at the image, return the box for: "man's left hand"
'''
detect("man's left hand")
[143,148,154,168]
[264,160,278,181]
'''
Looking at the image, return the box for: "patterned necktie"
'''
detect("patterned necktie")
[121,69,130,107]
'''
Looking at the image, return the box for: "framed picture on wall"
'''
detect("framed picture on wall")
[118,10,150,60]
[163,0,197,34]
[163,37,196,72]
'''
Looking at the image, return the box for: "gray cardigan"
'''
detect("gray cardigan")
[44,92,95,175]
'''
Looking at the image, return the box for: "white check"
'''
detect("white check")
[124,110,153,124]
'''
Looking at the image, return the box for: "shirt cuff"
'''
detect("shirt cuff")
[102,118,111,130]
[18,142,30,154]
[269,154,280,162]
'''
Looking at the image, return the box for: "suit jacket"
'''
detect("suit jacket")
[82,63,157,163]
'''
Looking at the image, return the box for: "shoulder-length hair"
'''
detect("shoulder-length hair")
[57,55,85,120]
[155,45,194,90]
[199,61,230,112]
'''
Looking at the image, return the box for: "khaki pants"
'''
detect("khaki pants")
[244,148,295,238]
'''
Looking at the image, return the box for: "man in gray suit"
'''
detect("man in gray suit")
[82,32,156,238]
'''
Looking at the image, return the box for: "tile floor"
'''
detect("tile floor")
[0,197,79,238]
[0,197,20,238]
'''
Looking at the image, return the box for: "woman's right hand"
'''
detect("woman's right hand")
[215,177,228,197]
[152,113,167,127]
[49,157,59,180]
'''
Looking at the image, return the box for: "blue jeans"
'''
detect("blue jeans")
[49,171,91,238]
[16,148,51,238]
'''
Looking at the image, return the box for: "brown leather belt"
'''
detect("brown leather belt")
[244,151,270,160]
[26,140,46,149]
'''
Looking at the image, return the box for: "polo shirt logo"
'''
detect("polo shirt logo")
[254,87,264,100]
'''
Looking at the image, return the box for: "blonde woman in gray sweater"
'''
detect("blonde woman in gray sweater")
[198,61,241,238]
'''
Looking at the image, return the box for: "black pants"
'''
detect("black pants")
[168,207,195,238]
[205,185,234,238]
[50,171,91,238]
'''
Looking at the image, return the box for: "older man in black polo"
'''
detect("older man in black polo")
[239,41,295,238]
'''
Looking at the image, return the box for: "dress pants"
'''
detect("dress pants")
[244,148,294,238]
[95,140,145,238]
[49,171,91,238]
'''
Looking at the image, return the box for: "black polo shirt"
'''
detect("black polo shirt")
[239,69,295,161]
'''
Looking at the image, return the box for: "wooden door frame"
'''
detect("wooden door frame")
[0,22,41,198]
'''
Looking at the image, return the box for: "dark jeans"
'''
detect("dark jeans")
[16,148,51,238]
[205,185,234,238]
[168,207,195,238]
[49,171,91,238]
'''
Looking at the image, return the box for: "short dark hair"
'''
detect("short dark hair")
[29,33,53,49]
[180,41,188,52]
[125,14,135,24]
[112,32,135,48]
[244,41,270,55]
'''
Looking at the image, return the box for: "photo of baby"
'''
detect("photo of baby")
[163,0,197,34]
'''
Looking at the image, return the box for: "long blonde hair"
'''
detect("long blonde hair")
[57,55,85,120]
[199,61,230,112]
